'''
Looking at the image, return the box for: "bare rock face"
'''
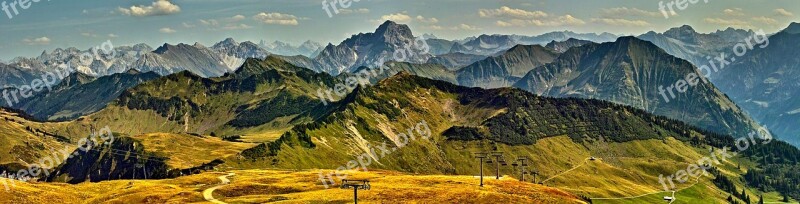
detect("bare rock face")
[309,21,433,75]
[713,24,800,146]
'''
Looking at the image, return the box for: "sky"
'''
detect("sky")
[0,0,797,60]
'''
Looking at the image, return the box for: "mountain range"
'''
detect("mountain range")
[1,20,800,202]
[637,25,756,80]
[712,23,800,146]
[259,40,323,57]
[1,21,783,143]
[513,36,759,137]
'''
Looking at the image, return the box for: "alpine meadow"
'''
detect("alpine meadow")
[1,0,799,203]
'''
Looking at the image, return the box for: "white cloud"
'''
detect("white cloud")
[752,16,778,25]
[416,15,439,24]
[159,27,177,34]
[199,19,219,26]
[340,8,370,14]
[601,7,661,17]
[81,32,98,37]
[22,37,51,45]
[118,0,181,17]
[723,8,744,16]
[533,15,586,26]
[253,12,300,25]
[496,20,514,27]
[774,8,794,17]
[591,18,650,27]
[426,24,480,31]
[197,15,252,30]
[375,12,412,23]
[222,24,253,30]
[108,34,119,38]
[373,12,441,25]
[479,7,583,27]
[704,18,751,28]
[182,22,196,28]
[229,15,246,21]
[427,25,444,30]
[479,6,548,19]
[457,24,480,31]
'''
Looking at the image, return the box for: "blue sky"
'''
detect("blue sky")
[0,0,797,60]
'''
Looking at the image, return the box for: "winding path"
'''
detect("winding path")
[540,158,589,183]
[203,173,235,204]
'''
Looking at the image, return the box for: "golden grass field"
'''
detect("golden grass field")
[0,169,585,204]
[131,133,257,169]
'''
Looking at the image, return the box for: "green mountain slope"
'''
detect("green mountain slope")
[229,73,786,199]
[713,24,800,146]
[14,70,160,121]
[514,36,760,137]
[457,45,559,88]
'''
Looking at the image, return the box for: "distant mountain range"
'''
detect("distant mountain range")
[456,44,559,88]
[0,38,269,81]
[712,23,800,146]
[432,32,618,56]
[9,69,160,121]
[259,40,323,57]
[2,20,800,201]
[300,21,434,75]
[2,20,797,146]
[637,25,756,80]
[513,36,760,137]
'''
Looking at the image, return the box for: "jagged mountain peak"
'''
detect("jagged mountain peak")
[663,25,700,43]
[374,20,414,41]
[153,43,173,54]
[221,37,237,45]
[665,25,697,34]
[505,44,548,54]
[153,43,198,54]
[212,38,239,49]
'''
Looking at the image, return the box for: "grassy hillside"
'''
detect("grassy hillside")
[0,169,585,203]
[0,109,71,169]
[223,73,777,198]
